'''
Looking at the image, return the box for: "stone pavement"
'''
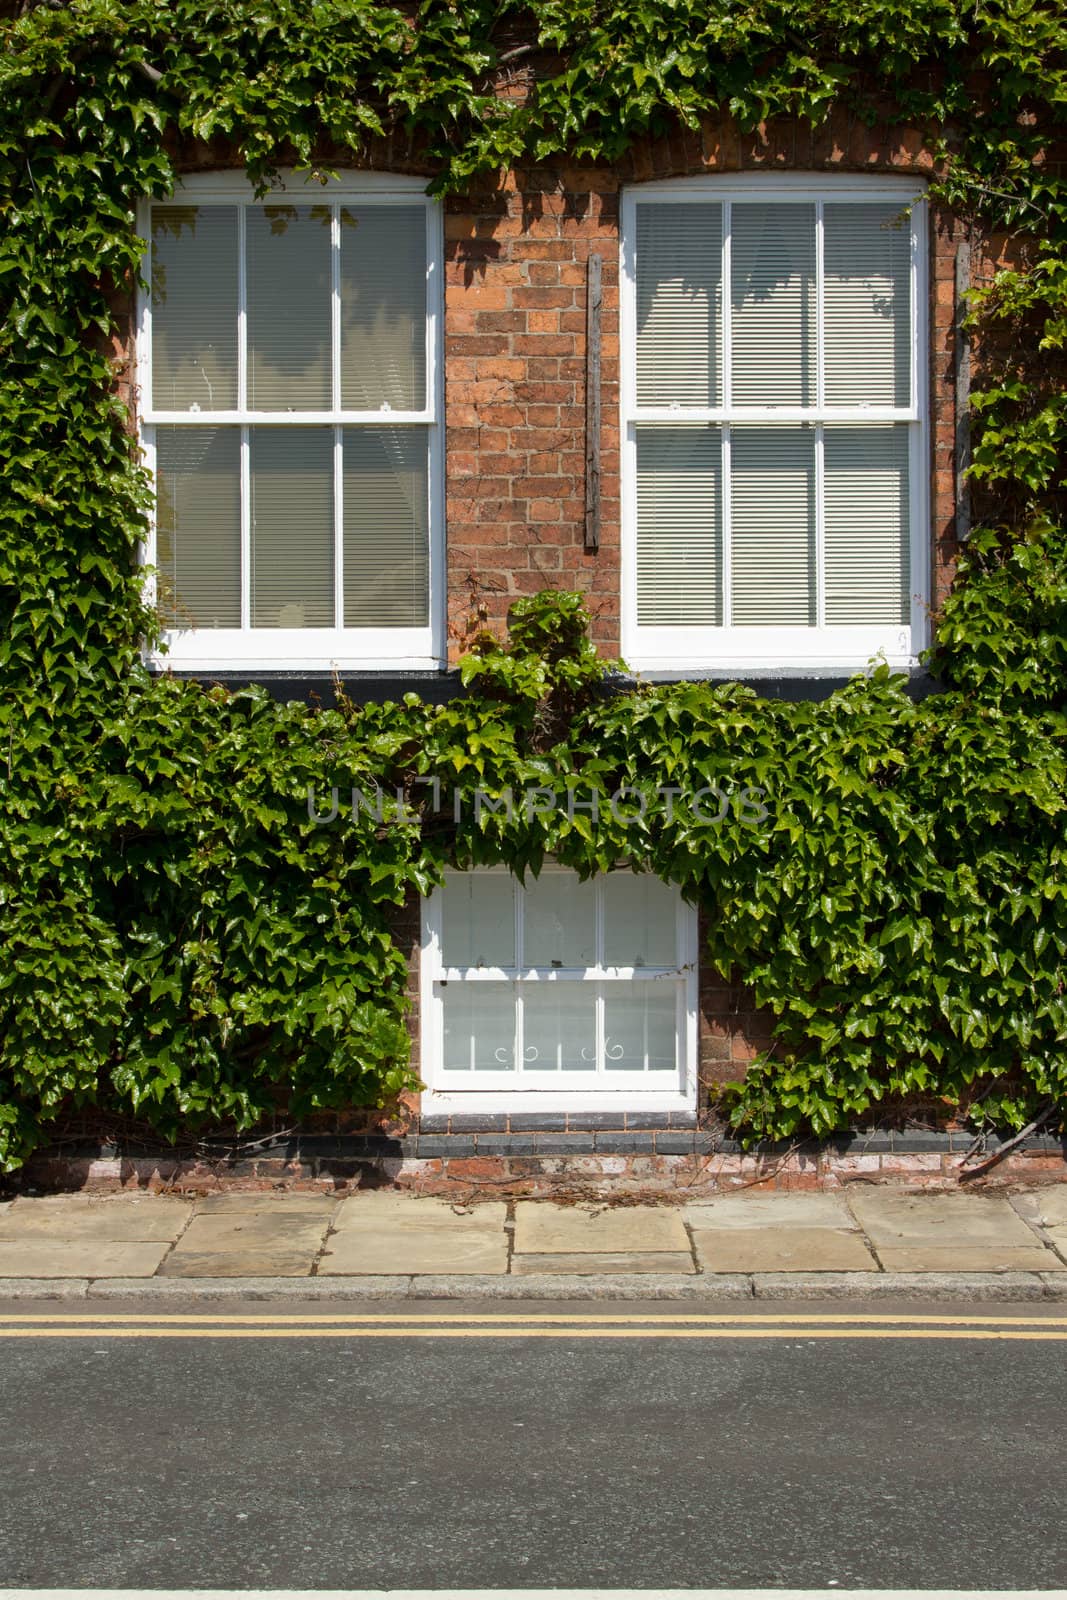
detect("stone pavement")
[3,1184,1067,1299]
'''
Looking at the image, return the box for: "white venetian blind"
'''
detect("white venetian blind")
[154,427,241,628]
[340,206,427,412]
[250,428,334,628]
[635,427,722,625]
[730,427,816,625]
[731,203,816,406]
[151,207,238,411]
[824,425,910,624]
[342,427,429,628]
[247,206,332,411]
[441,873,516,968]
[635,202,722,406]
[824,204,912,408]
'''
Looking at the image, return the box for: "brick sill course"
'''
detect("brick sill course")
[12,1126,1067,1197]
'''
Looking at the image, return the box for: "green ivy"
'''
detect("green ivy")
[0,0,1066,1169]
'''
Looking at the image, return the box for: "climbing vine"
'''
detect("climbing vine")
[1,0,1066,1169]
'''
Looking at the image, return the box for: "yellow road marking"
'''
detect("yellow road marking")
[0,1310,1066,1326]
[1,1325,1066,1341]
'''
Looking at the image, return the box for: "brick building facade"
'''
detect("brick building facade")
[115,106,995,1169]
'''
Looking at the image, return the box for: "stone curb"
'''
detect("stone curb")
[0,1271,1063,1301]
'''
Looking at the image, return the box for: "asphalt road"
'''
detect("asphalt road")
[1,1299,1065,1592]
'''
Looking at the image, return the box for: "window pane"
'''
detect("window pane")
[521,986,596,1072]
[440,874,516,968]
[635,203,722,407]
[250,428,334,628]
[824,425,910,624]
[442,984,515,1071]
[247,206,332,410]
[151,207,238,411]
[603,875,678,967]
[731,204,816,406]
[340,206,427,411]
[730,426,816,625]
[635,427,722,625]
[523,872,596,968]
[154,427,240,629]
[824,204,911,408]
[603,983,678,1072]
[342,427,429,627]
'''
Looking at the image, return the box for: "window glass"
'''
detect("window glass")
[635,202,722,407]
[603,984,678,1072]
[442,985,515,1071]
[522,986,596,1071]
[635,427,722,626]
[342,427,429,628]
[730,426,816,627]
[602,874,678,967]
[824,204,911,407]
[440,874,516,968]
[247,206,332,411]
[155,426,240,628]
[340,205,427,411]
[524,873,597,968]
[730,203,816,407]
[151,207,238,411]
[250,428,334,628]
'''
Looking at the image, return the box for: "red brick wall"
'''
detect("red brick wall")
[442,113,967,659]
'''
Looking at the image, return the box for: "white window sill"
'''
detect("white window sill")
[420,1088,699,1117]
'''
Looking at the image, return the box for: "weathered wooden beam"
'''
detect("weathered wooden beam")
[955,238,972,544]
[584,251,602,554]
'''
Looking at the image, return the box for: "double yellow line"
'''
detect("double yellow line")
[0,1311,1066,1340]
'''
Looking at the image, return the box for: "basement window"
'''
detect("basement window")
[420,867,698,1115]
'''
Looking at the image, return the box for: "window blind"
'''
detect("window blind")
[247,206,332,411]
[824,204,911,408]
[342,427,429,628]
[250,428,334,628]
[154,427,241,629]
[151,208,238,412]
[635,427,722,626]
[824,425,910,624]
[635,202,722,407]
[730,426,816,627]
[340,206,428,411]
[731,203,816,407]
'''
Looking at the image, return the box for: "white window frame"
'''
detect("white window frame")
[136,170,445,672]
[620,174,929,676]
[420,866,699,1116]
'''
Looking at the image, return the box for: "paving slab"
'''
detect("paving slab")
[0,1197,191,1243]
[171,1212,331,1254]
[1040,1225,1067,1263]
[1013,1189,1067,1228]
[330,1191,477,1230]
[159,1250,316,1277]
[846,1189,1040,1248]
[0,1241,170,1278]
[192,1193,340,1215]
[513,1202,689,1255]
[875,1246,1064,1272]
[692,1225,877,1273]
[681,1193,857,1229]
[319,1223,507,1276]
[512,1251,696,1275]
